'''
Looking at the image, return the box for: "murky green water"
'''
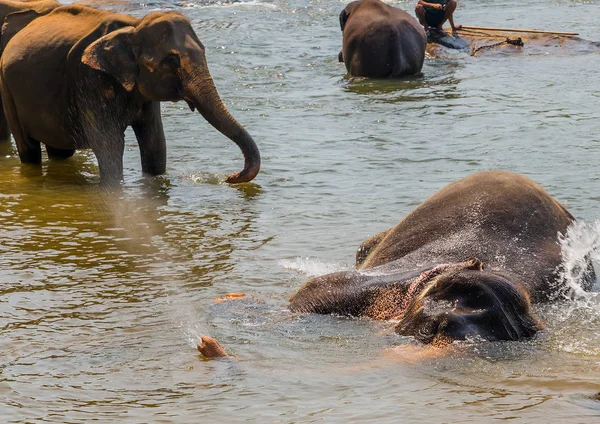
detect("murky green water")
[1,0,599,421]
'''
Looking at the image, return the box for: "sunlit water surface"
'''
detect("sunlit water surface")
[1,0,599,421]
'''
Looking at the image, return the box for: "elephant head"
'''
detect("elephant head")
[289,258,543,345]
[81,12,260,183]
[394,263,542,344]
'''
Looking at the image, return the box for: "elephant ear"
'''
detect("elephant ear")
[1,10,42,51]
[81,26,138,92]
[339,1,361,31]
[339,8,349,31]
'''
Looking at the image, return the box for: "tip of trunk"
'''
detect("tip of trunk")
[224,127,261,184]
[225,160,261,184]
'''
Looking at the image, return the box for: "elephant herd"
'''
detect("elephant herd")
[0,0,595,353]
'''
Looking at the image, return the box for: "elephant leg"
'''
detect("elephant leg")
[0,96,11,142]
[131,101,166,176]
[78,94,127,183]
[15,135,42,164]
[46,145,76,160]
[0,87,41,163]
[92,135,125,184]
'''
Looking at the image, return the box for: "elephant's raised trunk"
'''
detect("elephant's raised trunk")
[184,68,260,184]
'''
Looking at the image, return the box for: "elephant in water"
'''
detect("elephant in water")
[0,0,60,140]
[290,171,595,345]
[427,28,600,57]
[338,0,427,78]
[0,5,260,183]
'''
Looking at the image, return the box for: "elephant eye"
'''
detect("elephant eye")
[159,53,181,70]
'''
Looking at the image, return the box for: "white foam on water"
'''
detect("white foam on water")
[182,321,206,348]
[557,219,600,298]
[280,257,350,277]
[555,339,600,356]
[545,219,600,331]
[179,0,278,9]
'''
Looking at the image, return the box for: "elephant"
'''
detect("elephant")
[0,4,260,184]
[290,171,595,345]
[427,28,600,57]
[338,0,427,78]
[0,0,60,140]
[0,0,58,49]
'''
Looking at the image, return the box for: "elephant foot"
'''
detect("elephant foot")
[197,336,228,358]
[213,292,246,304]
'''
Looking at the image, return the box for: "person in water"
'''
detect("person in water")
[415,0,462,35]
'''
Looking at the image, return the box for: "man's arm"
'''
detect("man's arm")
[418,0,444,9]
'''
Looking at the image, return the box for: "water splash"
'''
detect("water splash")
[279,257,349,277]
[557,219,600,299]
[182,321,206,348]
[541,219,600,334]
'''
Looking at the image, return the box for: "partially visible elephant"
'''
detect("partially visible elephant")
[0,0,60,140]
[0,5,260,183]
[338,0,427,78]
[290,171,595,344]
[0,0,58,49]
[427,28,600,57]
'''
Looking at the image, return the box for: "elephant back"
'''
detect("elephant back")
[358,171,575,296]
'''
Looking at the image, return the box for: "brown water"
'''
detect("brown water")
[1,0,600,422]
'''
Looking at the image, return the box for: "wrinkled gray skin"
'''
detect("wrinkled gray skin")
[339,0,427,78]
[290,171,595,344]
[0,0,60,140]
[0,5,260,184]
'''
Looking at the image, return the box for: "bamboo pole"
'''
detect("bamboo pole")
[457,25,579,36]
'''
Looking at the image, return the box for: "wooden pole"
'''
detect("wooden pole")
[458,25,579,36]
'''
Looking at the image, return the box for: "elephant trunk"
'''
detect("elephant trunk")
[184,67,260,184]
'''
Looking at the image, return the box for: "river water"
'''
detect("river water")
[1,0,599,421]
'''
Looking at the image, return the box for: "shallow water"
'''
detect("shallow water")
[1,0,600,421]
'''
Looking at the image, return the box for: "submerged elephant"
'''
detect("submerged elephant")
[339,0,427,78]
[0,0,60,140]
[0,5,260,183]
[290,171,595,344]
[427,28,600,57]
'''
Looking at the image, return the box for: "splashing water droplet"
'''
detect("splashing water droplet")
[280,257,349,277]
[557,220,600,298]
[548,220,600,326]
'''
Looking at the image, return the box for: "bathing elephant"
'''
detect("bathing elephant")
[338,0,427,78]
[0,5,260,183]
[0,0,60,140]
[427,28,600,57]
[290,171,595,344]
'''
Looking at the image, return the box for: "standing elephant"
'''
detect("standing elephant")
[0,0,60,140]
[339,0,427,78]
[0,5,260,183]
[290,171,595,344]
[0,0,58,49]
